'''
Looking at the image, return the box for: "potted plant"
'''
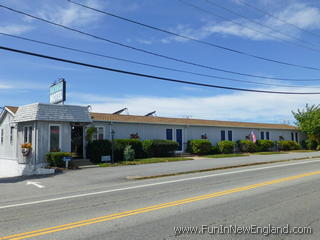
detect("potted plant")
[130,133,140,139]
[21,143,32,157]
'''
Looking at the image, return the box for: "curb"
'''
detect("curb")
[126,156,320,180]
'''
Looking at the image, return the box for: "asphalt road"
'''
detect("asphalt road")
[1,151,320,206]
[0,159,319,239]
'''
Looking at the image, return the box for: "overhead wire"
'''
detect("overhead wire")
[237,0,320,39]
[2,32,320,88]
[177,0,314,50]
[1,5,320,81]
[67,0,320,69]
[1,45,320,94]
[204,0,320,51]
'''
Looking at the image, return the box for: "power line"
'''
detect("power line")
[237,0,320,39]
[66,0,320,71]
[177,0,315,51]
[1,6,319,81]
[0,45,319,94]
[204,0,320,51]
[3,4,320,85]
[2,32,320,88]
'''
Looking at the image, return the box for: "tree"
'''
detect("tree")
[292,104,320,144]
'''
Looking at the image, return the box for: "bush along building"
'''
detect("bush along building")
[0,102,303,177]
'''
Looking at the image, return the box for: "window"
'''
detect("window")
[260,132,265,140]
[228,130,233,141]
[93,127,104,140]
[166,129,173,140]
[176,129,183,151]
[295,132,299,142]
[49,125,60,152]
[10,127,14,144]
[0,129,3,144]
[23,126,33,143]
[221,130,226,141]
[291,132,294,141]
[266,132,270,140]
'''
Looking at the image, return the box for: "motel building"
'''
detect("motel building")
[0,101,302,178]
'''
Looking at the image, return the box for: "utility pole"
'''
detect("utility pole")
[111,129,115,164]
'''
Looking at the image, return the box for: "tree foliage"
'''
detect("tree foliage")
[292,104,320,144]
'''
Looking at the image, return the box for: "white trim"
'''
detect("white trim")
[4,107,16,116]
[48,124,62,152]
[92,125,105,141]
[23,125,33,144]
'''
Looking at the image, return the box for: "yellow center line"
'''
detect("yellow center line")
[1,170,320,240]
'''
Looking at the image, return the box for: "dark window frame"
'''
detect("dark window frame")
[228,130,233,141]
[260,132,265,140]
[166,128,173,140]
[221,130,226,141]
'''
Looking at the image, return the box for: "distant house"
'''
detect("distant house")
[0,103,301,177]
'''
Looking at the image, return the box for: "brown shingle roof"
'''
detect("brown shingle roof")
[5,106,18,114]
[91,112,297,130]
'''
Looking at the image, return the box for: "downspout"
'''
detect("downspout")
[33,121,38,172]
[109,121,112,141]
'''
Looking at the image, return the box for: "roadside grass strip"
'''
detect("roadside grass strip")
[1,170,320,240]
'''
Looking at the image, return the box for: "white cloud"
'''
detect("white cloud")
[162,2,320,43]
[0,80,47,91]
[0,24,33,35]
[70,88,320,124]
[273,3,320,29]
[0,83,13,89]
[136,39,153,45]
[37,0,103,27]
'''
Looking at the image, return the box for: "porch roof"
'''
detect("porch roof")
[13,103,92,123]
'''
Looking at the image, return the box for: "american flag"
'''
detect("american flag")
[251,131,257,143]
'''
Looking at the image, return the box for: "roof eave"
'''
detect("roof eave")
[92,119,297,130]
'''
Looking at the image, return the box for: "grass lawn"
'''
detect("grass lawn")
[201,153,249,158]
[201,150,316,158]
[99,157,193,167]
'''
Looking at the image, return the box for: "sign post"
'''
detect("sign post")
[50,79,66,104]
[63,156,72,169]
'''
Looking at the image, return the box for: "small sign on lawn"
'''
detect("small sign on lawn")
[101,156,111,162]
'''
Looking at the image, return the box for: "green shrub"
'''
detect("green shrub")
[87,140,112,163]
[114,139,144,161]
[237,140,257,153]
[46,152,72,168]
[217,141,236,154]
[306,139,318,150]
[143,139,179,157]
[300,140,307,150]
[186,139,212,155]
[123,145,135,161]
[210,145,221,154]
[277,140,301,151]
[256,140,274,152]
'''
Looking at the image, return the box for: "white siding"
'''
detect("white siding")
[92,120,303,150]
[0,112,17,160]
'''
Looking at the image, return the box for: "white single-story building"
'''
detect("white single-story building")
[0,102,302,177]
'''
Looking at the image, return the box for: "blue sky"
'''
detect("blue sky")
[1,0,320,123]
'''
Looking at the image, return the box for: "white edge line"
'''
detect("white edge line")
[0,159,320,210]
